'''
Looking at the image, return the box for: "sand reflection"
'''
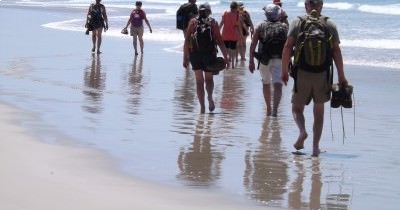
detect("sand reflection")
[244,117,289,206]
[177,115,224,187]
[126,55,144,115]
[82,54,106,114]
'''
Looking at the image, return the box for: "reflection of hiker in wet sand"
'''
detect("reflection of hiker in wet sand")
[244,117,288,203]
[288,159,322,209]
[183,3,229,114]
[281,0,349,156]
[83,54,106,113]
[177,115,223,186]
[127,55,144,115]
[123,1,152,55]
[85,0,108,54]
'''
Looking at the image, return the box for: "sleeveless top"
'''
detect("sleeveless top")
[221,11,240,41]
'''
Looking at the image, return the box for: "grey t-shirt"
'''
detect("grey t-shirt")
[288,15,340,44]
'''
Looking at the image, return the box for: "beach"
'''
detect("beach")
[1,1,400,210]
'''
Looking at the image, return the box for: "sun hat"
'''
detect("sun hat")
[263,3,282,21]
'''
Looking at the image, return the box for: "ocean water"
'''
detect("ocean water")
[2,0,400,69]
[1,1,400,210]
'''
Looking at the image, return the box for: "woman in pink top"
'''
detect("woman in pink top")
[220,1,243,68]
[123,1,152,55]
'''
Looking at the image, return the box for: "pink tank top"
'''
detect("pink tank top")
[221,11,240,41]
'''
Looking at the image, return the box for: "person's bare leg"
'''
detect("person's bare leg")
[263,84,272,116]
[96,28,103,53]
[204,72,215,112]
[133,35,138,55]
[91,30,97,52]
[312,103,324,157]
[272,83,282,117]
[139,36,144,54]
[293,103,308,150]
[194,70,206,114]
[240,37,247,60]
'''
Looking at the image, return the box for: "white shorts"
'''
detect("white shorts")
[258,58,283,85]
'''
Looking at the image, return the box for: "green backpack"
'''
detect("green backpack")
[293,10,333,73]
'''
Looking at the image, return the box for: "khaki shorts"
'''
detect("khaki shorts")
[130,26,144,37]
[259,58,283,85]
[291,69,331,105]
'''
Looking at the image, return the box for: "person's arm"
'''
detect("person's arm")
[237,12,244,40]
[85,5,92,28]
[212,22,229,66]
[183,19,195,68]
[219,13,224,30]
[248,28,259,73]
[144,12,152,33]
[124,12,132,28]
[281,36,295,85]
[102,5,108,31]
[332,42,348,86]
[247,12,255,36]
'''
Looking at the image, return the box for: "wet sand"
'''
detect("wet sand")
[1,6,400,210]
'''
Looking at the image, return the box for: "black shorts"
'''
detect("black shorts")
[224,41,237,50]
[189,52,217,71]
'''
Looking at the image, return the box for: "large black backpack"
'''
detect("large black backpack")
[176,3,196,30]
[189,17,217,53]
[293,11,333,72]
[256,21,287,65]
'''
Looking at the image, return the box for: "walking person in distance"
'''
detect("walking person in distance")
[249,4,288,117]
[123,1,153,55]
[85,0,108,54]
[183,3,229,114]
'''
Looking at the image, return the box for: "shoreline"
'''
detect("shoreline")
[0,102,272,210]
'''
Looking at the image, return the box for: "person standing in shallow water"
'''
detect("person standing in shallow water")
[281,0,348,157]
[123,1,152,55]
[85,0,108,54]
[183,3,229,114]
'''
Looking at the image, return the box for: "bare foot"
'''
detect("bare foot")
[293,132,308,150]
[208,98,215,112]
[312,149,321,157]
[200,106,205,114]
[267,107,272,116]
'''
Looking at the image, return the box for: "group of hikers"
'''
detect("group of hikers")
[84,0,349,157]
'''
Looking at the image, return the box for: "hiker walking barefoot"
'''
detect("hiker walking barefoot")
[123,1,152,55]
[183,3,229,114]
[85,0,108,54]
[249,4,287,117]
[220,1,243,68]
[281,0,348,157]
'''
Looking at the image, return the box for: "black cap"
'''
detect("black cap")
[136,1,142,6]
